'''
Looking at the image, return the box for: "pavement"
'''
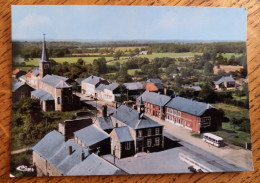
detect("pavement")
[146,114,253,171]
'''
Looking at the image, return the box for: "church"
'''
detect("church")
[30,35,80,112]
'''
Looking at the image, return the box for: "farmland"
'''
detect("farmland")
[217,53,244,59]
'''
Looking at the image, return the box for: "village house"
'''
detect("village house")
[123,82,145,100]
[214,75,236,90]
[139,50,148,55]
[109,105,164,156]
[165,97,222,134]
[31,130,124,176]
[12,81,34,103]
[110,126,135,159]
[136,91,172,119]
[142,82,164,93]
[81,75,109,98]
[96,82,121,102]
[12,68,26,79]
[183,85,201,96]
[58,118,93,141]
[73,125,111,155]
[147,78,162,84]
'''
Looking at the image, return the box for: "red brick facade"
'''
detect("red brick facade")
[143,102,164,120]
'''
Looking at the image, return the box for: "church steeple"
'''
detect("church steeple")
[38,34,51,79]
[39,33,48,62]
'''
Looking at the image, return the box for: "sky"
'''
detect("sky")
[11,5,247,42]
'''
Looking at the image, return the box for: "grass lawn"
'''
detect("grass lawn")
[217,53,244,59]
[137,52,195,60]
[128,69,141,75]
[213,103,249,120]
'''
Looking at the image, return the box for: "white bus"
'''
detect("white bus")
[202,133,224,147]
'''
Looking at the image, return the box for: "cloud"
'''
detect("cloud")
[157,11,179,29]
[18,14,52,28]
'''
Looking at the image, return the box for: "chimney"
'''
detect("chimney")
[102,105,107,117]
[68,146,73,155]
[164,88,167,95]
[92,75,94,79]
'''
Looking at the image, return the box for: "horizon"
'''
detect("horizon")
[12,6,247,42]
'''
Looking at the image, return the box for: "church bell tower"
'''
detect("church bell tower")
[38,33,51,78]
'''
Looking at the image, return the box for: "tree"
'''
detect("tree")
[204,62,214,75]
[114,50,122,60]
[199,82,217,103]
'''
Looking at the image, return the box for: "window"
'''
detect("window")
[138,130,142,137]
[147,139,152,147]
[178,118,181,124]
[57,97,61,104]
[147,129,152,136]
[125,142,131,150]
[155,137,160,146]
[174,110,177,115]
[155,128,160,135]
[174,118,177,123]
[177,111,181,117]
[44,64,49,69]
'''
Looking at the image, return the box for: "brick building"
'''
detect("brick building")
[136,91,172,119]
[165,97,222,134]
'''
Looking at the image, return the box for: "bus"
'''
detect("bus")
[202,133,224,147]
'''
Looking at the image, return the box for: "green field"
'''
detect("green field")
[213,103,249,120]
[127,69,141,75]
[212,103,250,147]
[25,56,115,66]
[217,53,244,59]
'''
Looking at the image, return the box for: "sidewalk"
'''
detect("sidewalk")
[147,114,253,170]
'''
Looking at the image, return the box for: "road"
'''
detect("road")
[78,96,252,171]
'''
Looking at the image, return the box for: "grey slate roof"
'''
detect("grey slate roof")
[67,154,126,175]
[111,105,162,130]
[82,75,106,85]
[96,82,119,92]
[214,75,235,85]
[39,74,71,88]
[136,91,171,106]
[123,82,144,90]
[154,83,164,90]
[75,78,85,84]
[97,117,114,131]
[183,85,201,91]
[96,84,107,91]
[147,78,162,84]
[31,130,65,160]
[31,69,39,76]
[114,126,133,143]
[166,96,214,116]
[74,125,110,147]
[31,89,54,101]
[39,38,49,62]
[12,81,25,92]
[48,140,89,175]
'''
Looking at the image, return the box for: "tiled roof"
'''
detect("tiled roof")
[39,74,71,88]
[143,83,163,92]
[48,140,89,175]
[136,91,171,106]
[166,96,214,116]
[31,130,65,160]
[123,82,144,90]
[114,126,133,143]
[74,125,110,147]
[97,117,114,130]
[67,154,126,176]
[82,75,106,85]
[111,105,162,130]
[183,85,201,91]
[31,89,54,101]
[12,81,25,92]
[12,68,20,75]
[214,75,235,85]
[25,71,32,78]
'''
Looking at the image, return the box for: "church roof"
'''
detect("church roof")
[39,74,71,89]
[31,89,54,101]
[38,36,49,63]
[31,69,39,77]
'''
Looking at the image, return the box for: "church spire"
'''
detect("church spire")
[39,33,48,62]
